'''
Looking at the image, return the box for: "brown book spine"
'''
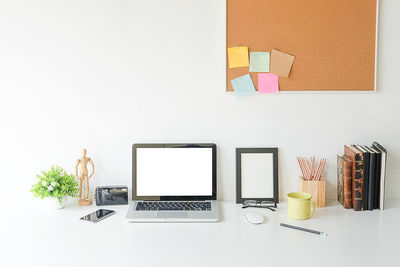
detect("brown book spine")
[344,146,355,209]
[344,145,364,211]
[343,157,353,209]
[337,156,345,207]
[353,152,363,211]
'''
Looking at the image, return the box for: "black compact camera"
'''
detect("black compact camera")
[95,186,128,206]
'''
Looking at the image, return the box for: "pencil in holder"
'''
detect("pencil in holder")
[299,176,325,208]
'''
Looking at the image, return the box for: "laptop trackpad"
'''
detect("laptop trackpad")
[157,212,188,218]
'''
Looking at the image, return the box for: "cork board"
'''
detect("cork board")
[227,0,378,91]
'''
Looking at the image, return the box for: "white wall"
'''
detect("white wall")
[1,0,399,206]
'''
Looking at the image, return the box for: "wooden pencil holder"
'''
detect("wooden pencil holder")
[299,176,325,208]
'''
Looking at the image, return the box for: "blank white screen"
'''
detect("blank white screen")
[136,148,213,196]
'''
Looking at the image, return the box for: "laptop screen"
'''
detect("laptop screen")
[135,147,214,197]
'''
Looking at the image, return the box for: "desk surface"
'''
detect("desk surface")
[2,201,398,267]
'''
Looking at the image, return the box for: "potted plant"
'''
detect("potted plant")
[31,166,79,209]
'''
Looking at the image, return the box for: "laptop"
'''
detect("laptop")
[125,143,219,222]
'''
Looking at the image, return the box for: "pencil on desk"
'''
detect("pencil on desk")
[280,223,327,236]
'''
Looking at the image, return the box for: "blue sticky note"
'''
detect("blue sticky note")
[231,74,256,98]
[249,52,270,72]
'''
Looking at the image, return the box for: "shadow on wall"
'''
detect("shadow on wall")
[325,179,337,207]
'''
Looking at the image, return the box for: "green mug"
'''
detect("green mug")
[287,192,316,220]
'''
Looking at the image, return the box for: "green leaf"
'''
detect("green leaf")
[30,166,79,200]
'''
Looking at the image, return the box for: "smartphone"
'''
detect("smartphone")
[80,209,115,223]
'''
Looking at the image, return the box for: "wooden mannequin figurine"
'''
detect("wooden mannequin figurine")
[75,148,94,206]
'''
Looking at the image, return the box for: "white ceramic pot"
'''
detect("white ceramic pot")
[43,196,67,210]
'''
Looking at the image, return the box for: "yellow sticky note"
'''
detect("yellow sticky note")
[228,46,249,68]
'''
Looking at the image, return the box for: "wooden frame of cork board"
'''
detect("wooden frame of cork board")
[226,0,379,92]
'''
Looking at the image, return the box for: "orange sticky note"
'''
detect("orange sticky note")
[270,49,295,78]
[228,46,249,68]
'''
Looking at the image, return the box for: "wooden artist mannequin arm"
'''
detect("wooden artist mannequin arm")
[75,159,81,179]
[89,158,94,179]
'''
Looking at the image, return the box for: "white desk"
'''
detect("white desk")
[2,201,398,267]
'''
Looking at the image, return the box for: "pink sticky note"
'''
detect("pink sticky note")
[258,73,279,93]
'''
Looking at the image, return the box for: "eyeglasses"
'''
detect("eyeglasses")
[242,200,277,211]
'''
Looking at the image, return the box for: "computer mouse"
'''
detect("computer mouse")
[244,212,264,224]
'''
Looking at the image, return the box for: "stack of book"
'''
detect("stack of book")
[337,142,387,211]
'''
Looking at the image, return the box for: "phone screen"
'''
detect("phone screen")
[80,209,115,223]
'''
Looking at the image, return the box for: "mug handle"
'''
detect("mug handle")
[308,200,316,219]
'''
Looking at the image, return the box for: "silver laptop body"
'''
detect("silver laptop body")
[125,143,219,223]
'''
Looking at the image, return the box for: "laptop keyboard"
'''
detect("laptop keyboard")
[135,201,212,211]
